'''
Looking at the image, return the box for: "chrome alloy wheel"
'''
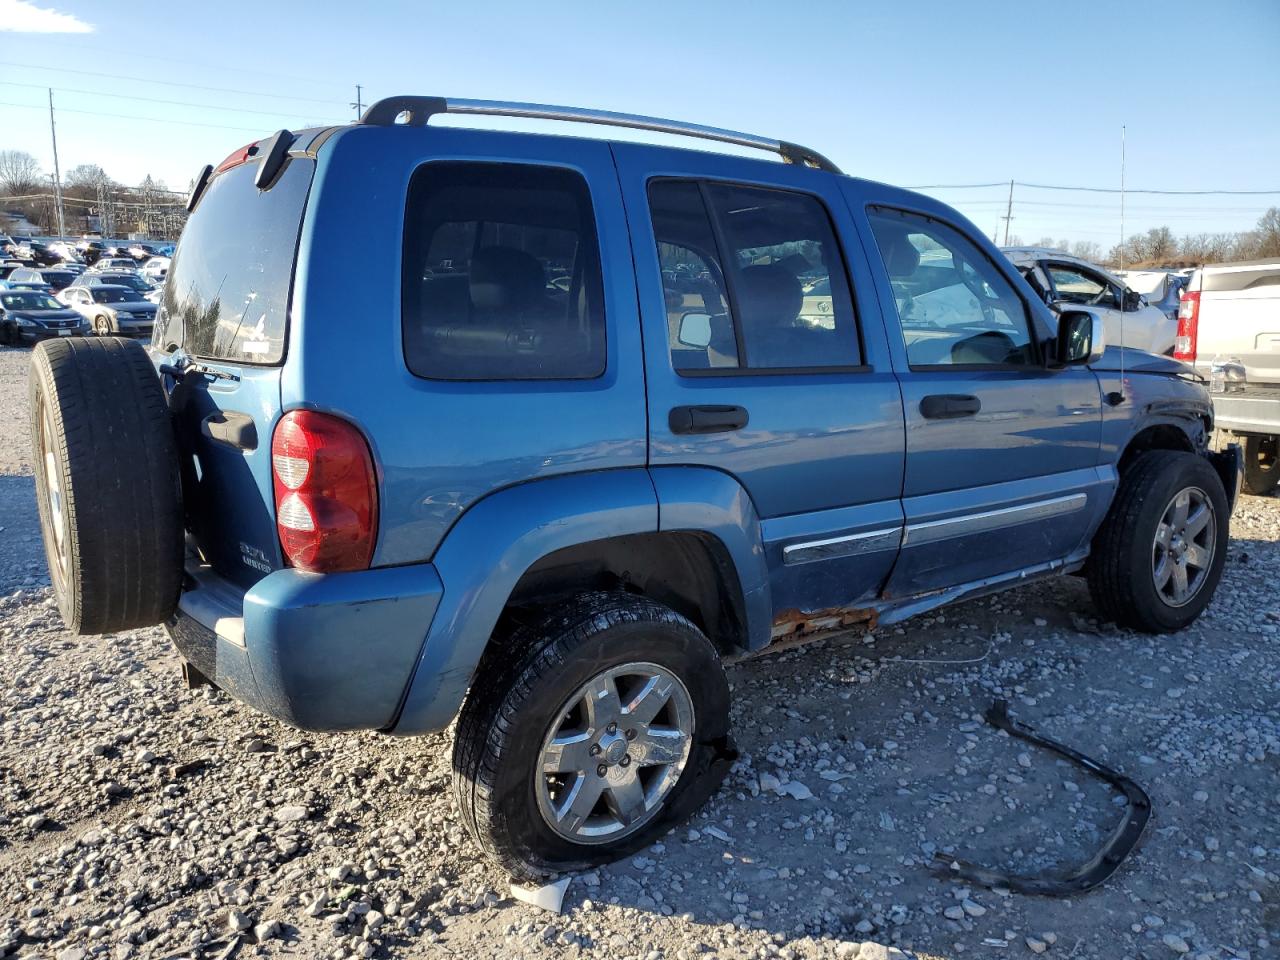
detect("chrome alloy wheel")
[1152,486,1216,607]
[535,662,694,844]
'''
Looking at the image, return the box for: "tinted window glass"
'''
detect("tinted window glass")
[868,209,1033,367]
[707,182,859,369]
[649,181,738,370]
[402,162,605,381]
[648,180,859,372]
[155,158,313,364]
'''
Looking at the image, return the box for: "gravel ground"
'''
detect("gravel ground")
[0,342,1277,960]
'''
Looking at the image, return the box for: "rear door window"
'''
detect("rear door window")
[401,162,606,381]
[155,157,314,364]
[648,179,860,372]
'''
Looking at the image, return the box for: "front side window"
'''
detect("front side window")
[1047,264,1120,310]
[402,162,606,381]
[648,179,860,372]
[867,208,1034,367]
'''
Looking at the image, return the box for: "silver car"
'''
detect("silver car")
[60,284,157,338]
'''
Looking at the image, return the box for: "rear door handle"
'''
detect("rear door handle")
[919,394,981,420]
[668,404,749,435]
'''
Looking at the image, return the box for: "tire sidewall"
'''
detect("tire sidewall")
[1118,456,1229,631]
[29,354,80,630]
[484,617,729,876]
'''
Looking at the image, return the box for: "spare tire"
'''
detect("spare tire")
[29,337,184,634]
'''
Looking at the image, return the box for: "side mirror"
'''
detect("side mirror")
[1057,309,1105,365]
[1122,289,1142,311]
[677,311,713,349]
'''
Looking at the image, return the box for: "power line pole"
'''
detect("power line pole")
[47,88,67,238]
[1001,179,1014,246]
[350,84,363,119]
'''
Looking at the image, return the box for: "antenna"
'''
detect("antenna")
[1118,124,1126,397]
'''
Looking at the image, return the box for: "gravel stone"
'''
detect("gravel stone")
[0,345,1276,958]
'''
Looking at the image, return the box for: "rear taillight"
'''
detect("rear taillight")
[271,411,377,573]
[1174,291,1200,362]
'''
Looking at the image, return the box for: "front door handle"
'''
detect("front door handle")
[669,404,749,435]
[920,394,981,420]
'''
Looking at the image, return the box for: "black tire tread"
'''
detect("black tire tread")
[29,337,184,633]
[1241,434,1279,496]
[1088,450,1227,633]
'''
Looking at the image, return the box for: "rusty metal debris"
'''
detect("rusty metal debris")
[933,700,1152,897]
[769,604,878,642]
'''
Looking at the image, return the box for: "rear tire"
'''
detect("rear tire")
[452,593,732,880]
[29,337,184,634]
[1088,450,1228,633]
[1242,434,1279,496]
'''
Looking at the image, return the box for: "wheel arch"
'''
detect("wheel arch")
[1118,421,1199,476]
[508,529,749,657]
[390,467,769,735]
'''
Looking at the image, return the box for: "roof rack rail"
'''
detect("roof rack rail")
[359,96,842,174]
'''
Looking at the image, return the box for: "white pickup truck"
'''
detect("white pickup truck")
[1175,258,1280,495]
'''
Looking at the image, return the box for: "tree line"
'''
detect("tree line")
[0,149,188,240]
[1004,207,1280,269]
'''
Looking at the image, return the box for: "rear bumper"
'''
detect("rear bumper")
[1212,390,1280,435]
[167,560,443,732]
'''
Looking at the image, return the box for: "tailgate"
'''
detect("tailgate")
[152,150,315,588]
[1197,263,1280,384]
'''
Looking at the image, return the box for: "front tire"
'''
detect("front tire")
[1242,434,1279,496]
[93,315,112,336]
[452,593,732,880]
[1088,450,1228,633]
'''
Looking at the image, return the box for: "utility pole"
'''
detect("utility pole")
[1000,179,1014,246]
[47,88,67,238]
[350,84,364,119]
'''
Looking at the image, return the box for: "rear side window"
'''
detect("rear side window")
[155,157,313,364]
[648,179,860,372]
[402,162,606,381]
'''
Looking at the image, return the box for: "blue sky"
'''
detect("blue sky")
[2,0,1278,246]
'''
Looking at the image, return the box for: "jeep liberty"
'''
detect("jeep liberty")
[29,96,1242,878]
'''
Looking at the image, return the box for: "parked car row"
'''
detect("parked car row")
[0,256,161,343]
[1,234,173,267]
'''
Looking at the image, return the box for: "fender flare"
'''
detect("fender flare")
[390,467,772,734]
[649,466,772,651]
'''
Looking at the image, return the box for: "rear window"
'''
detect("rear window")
[401,162,606,381]
[155,157,313,364]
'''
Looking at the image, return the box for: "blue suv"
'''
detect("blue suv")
[29,96,1241,879]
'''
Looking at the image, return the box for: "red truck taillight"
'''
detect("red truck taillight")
[271,410,377,573]
[1174,291,1200,362]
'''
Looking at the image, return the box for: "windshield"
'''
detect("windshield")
[93,288,137,304]
[157,157,313,363]
[1,292,62,310]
